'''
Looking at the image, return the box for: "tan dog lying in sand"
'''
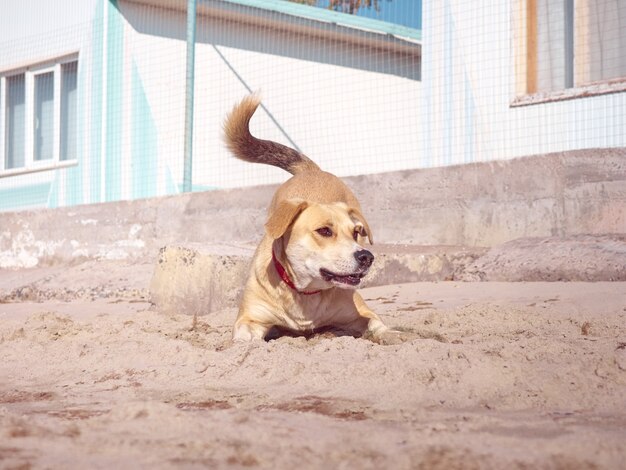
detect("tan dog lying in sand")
[224,94,401,344]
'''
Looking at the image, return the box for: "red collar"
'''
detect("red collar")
[272,249,321,295]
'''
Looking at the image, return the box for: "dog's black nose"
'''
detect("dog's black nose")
[354,249,374,268]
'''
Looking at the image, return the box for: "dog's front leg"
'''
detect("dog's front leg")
[353,292,415,345]
[232,317,271,341]
[352,291,388,336]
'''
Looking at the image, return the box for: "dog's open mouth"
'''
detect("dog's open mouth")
[320,268,367,286]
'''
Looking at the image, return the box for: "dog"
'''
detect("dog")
[224,94,401,344]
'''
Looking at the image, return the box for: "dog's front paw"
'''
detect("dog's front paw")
[364,328,418,345]
[232,320,270,342]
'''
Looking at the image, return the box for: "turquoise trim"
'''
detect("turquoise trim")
[0,183,51,211]
[105,0,123,202]
[166,166,179,195]
[47,172,59,208]
[61,57,87,206]
[183,0,197,193]
[217,0,421,42]
[63,159,84,207]
[64,60,86,206]
[131,61,157,199]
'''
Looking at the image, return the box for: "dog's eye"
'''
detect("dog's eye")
[353,229,359,241]
[316,227,333,238]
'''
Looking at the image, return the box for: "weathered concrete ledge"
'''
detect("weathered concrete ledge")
[148,235,626,315]
[149,244,255,315]
[1,235,624,308]
[150,235,626,315]
[149,243,487,315]
[463,234,626,282]
[1,148,624,269]
[0,259,155,303]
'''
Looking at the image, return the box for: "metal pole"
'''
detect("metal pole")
[183,0,197,193]
[563,0,574,89]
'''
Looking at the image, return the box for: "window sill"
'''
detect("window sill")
[511,77,626,107]
[0,159,78,178]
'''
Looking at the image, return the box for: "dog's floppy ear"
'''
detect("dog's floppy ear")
[265,199,309,240]
[349,207,374,245]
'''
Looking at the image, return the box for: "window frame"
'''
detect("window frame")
[511,0,626,107]
[31,65,58,167]
[0,53,79,177]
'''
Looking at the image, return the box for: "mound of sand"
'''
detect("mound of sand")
[1,281,625,468]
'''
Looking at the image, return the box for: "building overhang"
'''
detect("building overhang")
[122,0,421,58]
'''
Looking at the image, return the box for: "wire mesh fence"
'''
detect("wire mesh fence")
[0,0,624,213]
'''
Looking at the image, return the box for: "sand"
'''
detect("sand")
[1,280,625,469]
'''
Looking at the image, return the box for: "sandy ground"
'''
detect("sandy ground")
[1,281,626,469]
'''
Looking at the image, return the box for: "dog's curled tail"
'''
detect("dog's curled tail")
[223,94,320,175]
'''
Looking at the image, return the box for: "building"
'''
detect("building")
[1,1,624,213]
[422,0,626,166]
[0,0,422,211]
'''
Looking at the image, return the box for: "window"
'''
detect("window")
[284,0,422,34]
[1,56,79,175]
[34,71,55,162]
[514,0,626,102]
[60,61,78,162]
[585,0,626,82]
[5,74,25,169]
[291,0,421,30]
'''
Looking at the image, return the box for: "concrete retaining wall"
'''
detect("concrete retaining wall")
[1,148,624,268]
